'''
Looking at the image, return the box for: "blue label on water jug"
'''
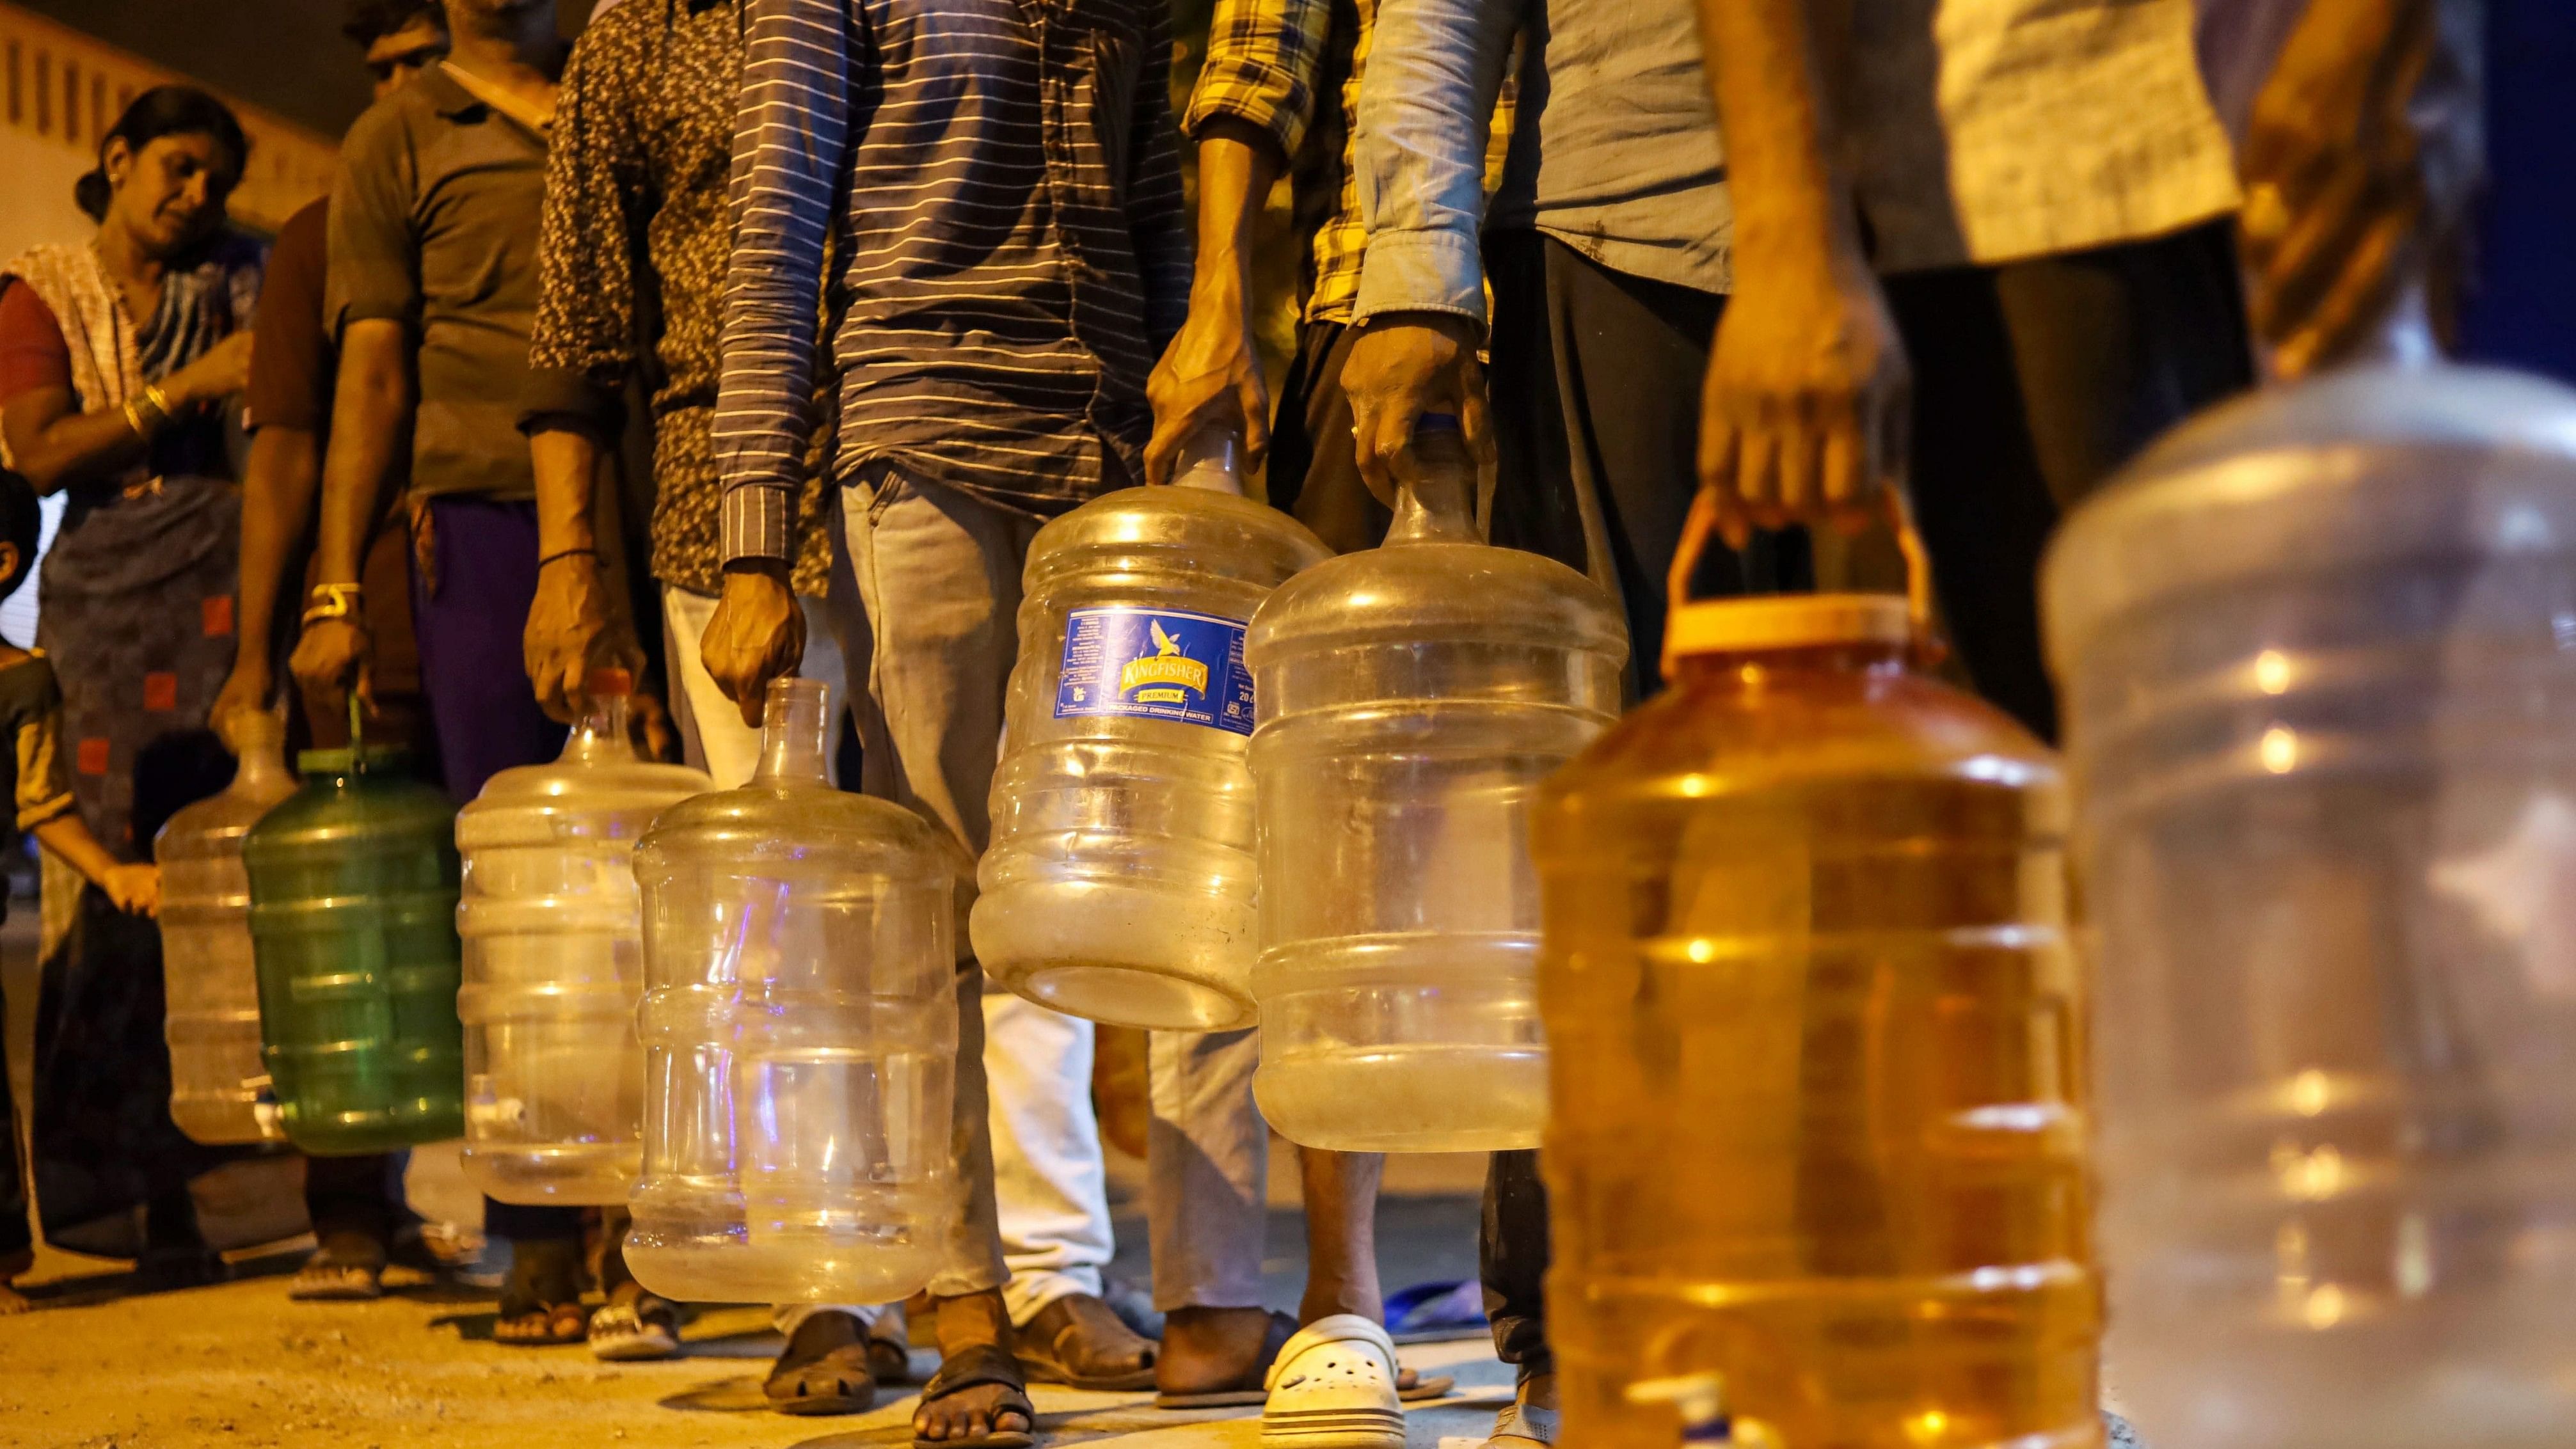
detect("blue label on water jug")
[1053,606,1256,734]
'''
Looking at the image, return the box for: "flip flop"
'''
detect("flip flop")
[1262,1313,1407,1449]
[589,1292,682,1361]
[1486,1403,1560,1447]
[1154,1311,1453,1409]
[914,1340,1037,1449]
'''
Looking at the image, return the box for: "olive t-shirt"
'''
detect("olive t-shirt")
[325,63,547,501]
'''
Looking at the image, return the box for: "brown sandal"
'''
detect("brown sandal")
[1016,1292,1157,1391]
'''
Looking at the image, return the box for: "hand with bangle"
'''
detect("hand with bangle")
[291,578,377,717]
[120,383,177,439]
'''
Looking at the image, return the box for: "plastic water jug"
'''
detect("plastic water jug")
[244,742,464,1155]
[2042,360,2576,1449]
[1246,416,1626,1151]
[157,710,299,1144]
[1538,506,2094,1448]
[627,677,960,1304]
[456,674,709,1204]
[976,428,1330,1029]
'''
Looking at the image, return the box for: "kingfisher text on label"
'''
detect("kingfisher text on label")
[1054,606,1256,734]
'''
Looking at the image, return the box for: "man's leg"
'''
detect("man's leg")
[1888,219,2253,741]
[843,467,1047,1442]
[1147,1028,1270,1393]
[985,995,1119,1331]
[292,1152,400,1299]
[0,970,29,1313]
[406,496,586,1340]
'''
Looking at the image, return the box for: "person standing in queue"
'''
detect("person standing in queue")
[697,0,1189,1440]
[0,84,260,1292]
[1691,0,2250,744]
[288,0,639,1348]
[212,0,451,1308]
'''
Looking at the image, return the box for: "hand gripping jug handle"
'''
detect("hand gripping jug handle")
[1660,482,1937,676]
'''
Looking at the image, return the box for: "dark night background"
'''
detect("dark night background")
[10,0,595,138]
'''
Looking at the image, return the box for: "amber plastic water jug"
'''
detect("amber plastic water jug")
[157,710,299,1144]
[1247,416,1626,1151]
[457,675,710,1203]
[1537,504,2095,1449]
[2043,358,2576,1449]
[977,427,1330,1029]
[244,742,465,1155]
[626,677,959,1304]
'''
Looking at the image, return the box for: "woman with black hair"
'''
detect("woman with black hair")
[0,84,262,1275]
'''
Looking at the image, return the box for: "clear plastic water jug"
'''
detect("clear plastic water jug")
[456,674,710,1205]
[158,710,299,1144]
[245,743,465,1155]
[1246,416,1627,1151]
[2042,360,2576,1449]
[626,677,959,1304]
[1537,514,2094,1448]
[976,428,1330,1030]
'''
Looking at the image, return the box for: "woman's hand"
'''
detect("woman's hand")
[102,862,160,917]
[290,615,374,719]
[211,656,274,752]
[165,331,255,409]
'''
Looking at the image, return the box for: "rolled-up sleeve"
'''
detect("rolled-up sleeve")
[323,104,423,341]
[525,19,642,439]
[1183,0,1331,161]
[714,0,848,567]
[1350,0,1520,326]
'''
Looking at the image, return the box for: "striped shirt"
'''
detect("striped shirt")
[715,0,1190,563]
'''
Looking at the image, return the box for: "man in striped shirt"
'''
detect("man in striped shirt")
[701,0,1187,1442]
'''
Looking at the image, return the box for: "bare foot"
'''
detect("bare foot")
[0,1279,29,1315]
[1156,1304,1273,1397]
[917,1290,1033,1444]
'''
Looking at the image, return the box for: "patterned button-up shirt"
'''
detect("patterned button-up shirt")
[1184,0,1514,327]
[525,0,835,598]
[715,0,1191,566]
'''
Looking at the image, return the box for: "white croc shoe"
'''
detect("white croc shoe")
[1262,1313,1409,1448]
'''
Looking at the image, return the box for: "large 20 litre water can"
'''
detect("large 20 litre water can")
[244,741,465,1154]
[2043,360,2576,1449]
[977,429,1330,1029]
[1246,416,1626,1152]
[1536,522,2095,1449]
[158,709,299,1144]
[627,677,959,1304]
[457,673,710,1203]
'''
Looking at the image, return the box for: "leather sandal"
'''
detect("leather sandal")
[1015,1291,1157,1390]
[765,1310,879,1416]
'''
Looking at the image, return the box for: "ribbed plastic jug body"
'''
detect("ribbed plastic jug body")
[457,690,709,1204]
[976,443,1329,1031]
[1245,430,1626,1151]
[1534,617,2092,1449]
[157,715,298,1144]
[627,679,958,1304]
[244,747,464,1154]
[2042,364,2576,1449]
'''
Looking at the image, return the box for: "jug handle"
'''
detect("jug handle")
[1660,482,1942,676]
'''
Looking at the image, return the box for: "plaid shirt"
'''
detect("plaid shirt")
[1185,0,1512,327]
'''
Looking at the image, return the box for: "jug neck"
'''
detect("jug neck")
[1385,422,1478,545]
[1171,424,1246,496]
[228,717,292,795]
[561,692,639,766]
[1673,640,1912,690]
[752,676,832,786]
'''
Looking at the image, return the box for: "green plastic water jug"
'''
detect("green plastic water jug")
[244,745,465,1154]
